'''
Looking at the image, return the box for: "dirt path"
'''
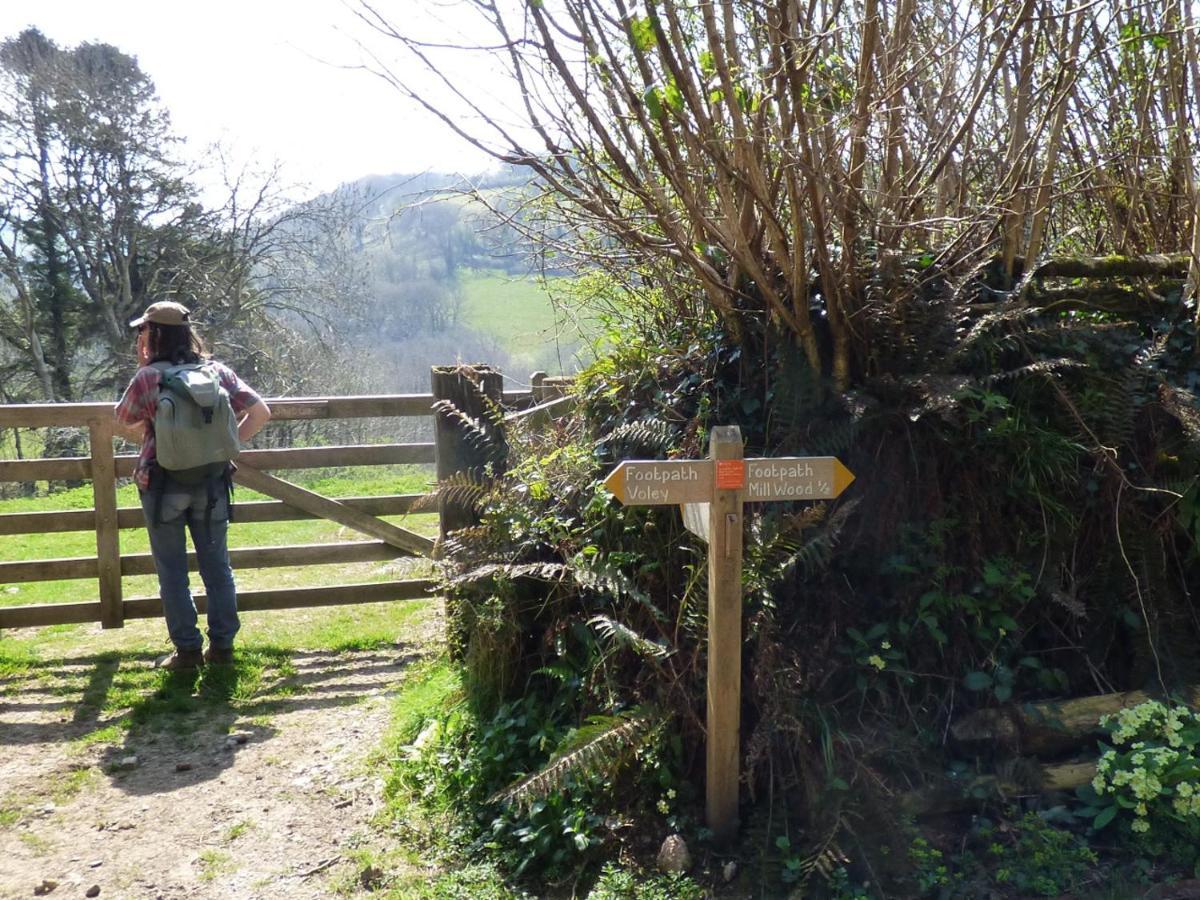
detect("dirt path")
[0,614,440,899]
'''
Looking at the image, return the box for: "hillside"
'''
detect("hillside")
[316,169,592,391]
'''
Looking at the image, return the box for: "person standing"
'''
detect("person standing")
[114,301,271,670]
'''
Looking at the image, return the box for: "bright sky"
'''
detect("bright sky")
[0,0,496,200]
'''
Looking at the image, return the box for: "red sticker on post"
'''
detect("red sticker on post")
[715,460,745,490]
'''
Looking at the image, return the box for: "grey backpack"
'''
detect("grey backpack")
[153,361,241,484]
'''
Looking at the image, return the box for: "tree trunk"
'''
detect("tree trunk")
[951,687,1200,757]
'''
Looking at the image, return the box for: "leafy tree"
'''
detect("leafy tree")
[363,3,1200,888]
[360,0,1200,388]
[0,29,359,406]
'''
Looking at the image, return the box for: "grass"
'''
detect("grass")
[50,766,99,803]
[199,848,234,881]
[0,463,444,754]
[0,464,439,612]
[459,269,596,378]
[18,831,53,855]
[379,658,462,749]
[382,864,531,899]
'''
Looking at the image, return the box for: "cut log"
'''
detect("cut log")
[951,688,1200,757]
[901,760,1095,817]
[1029,253,1191,279]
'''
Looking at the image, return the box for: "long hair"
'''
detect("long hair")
[146,322,209,366]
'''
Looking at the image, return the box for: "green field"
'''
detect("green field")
[0,466,438,622]
[459,269,597,377]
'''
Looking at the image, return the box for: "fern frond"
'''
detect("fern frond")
[798,841,851,885]
[588,615,671,660]
[774,500,859,584]
[601,419,677,456]
[807,415,861,458]
[432,471,493,513]
[947,304,1044,364]
[983,358,1086,385]
[784,506,828,533]
[572,557,666,621]
[439,525,491,558]
[432,399,505,462]
[767,345,829,443]
[447,562,570,588]
[793,818,851,888]
[902,374,975,422]
[489,712,654,809]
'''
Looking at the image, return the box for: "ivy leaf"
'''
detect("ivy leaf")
[865,622,888,641]
[963,671,993,691]
[993,614,1019,632]
[1177,726,1200,746]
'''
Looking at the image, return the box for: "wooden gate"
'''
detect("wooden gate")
[0,394,440,630]
[0,369,574,631]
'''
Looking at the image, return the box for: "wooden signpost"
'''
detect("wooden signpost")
[604,426,855,841]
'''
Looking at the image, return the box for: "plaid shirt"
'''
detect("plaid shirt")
[114,361,263,490]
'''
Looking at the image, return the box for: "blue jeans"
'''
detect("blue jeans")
[139,482,240,652]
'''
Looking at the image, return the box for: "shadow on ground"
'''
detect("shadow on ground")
[0,641,427,795]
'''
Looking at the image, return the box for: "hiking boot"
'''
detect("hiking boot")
[157,648,204,671]
[204,646,235,665]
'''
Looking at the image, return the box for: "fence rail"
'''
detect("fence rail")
[0,368,574,632]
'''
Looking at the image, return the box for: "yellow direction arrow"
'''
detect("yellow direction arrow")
[604,460,713,505]
[744,457,855,502]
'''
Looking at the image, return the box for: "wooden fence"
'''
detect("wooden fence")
[0,367,573,631]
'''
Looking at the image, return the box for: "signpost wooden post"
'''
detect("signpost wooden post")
[604,429,855,841]
[706,426,744,838]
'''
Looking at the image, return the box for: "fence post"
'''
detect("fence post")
[530,371,547,404]
[431,365,506,542]
[89,416,123,629]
